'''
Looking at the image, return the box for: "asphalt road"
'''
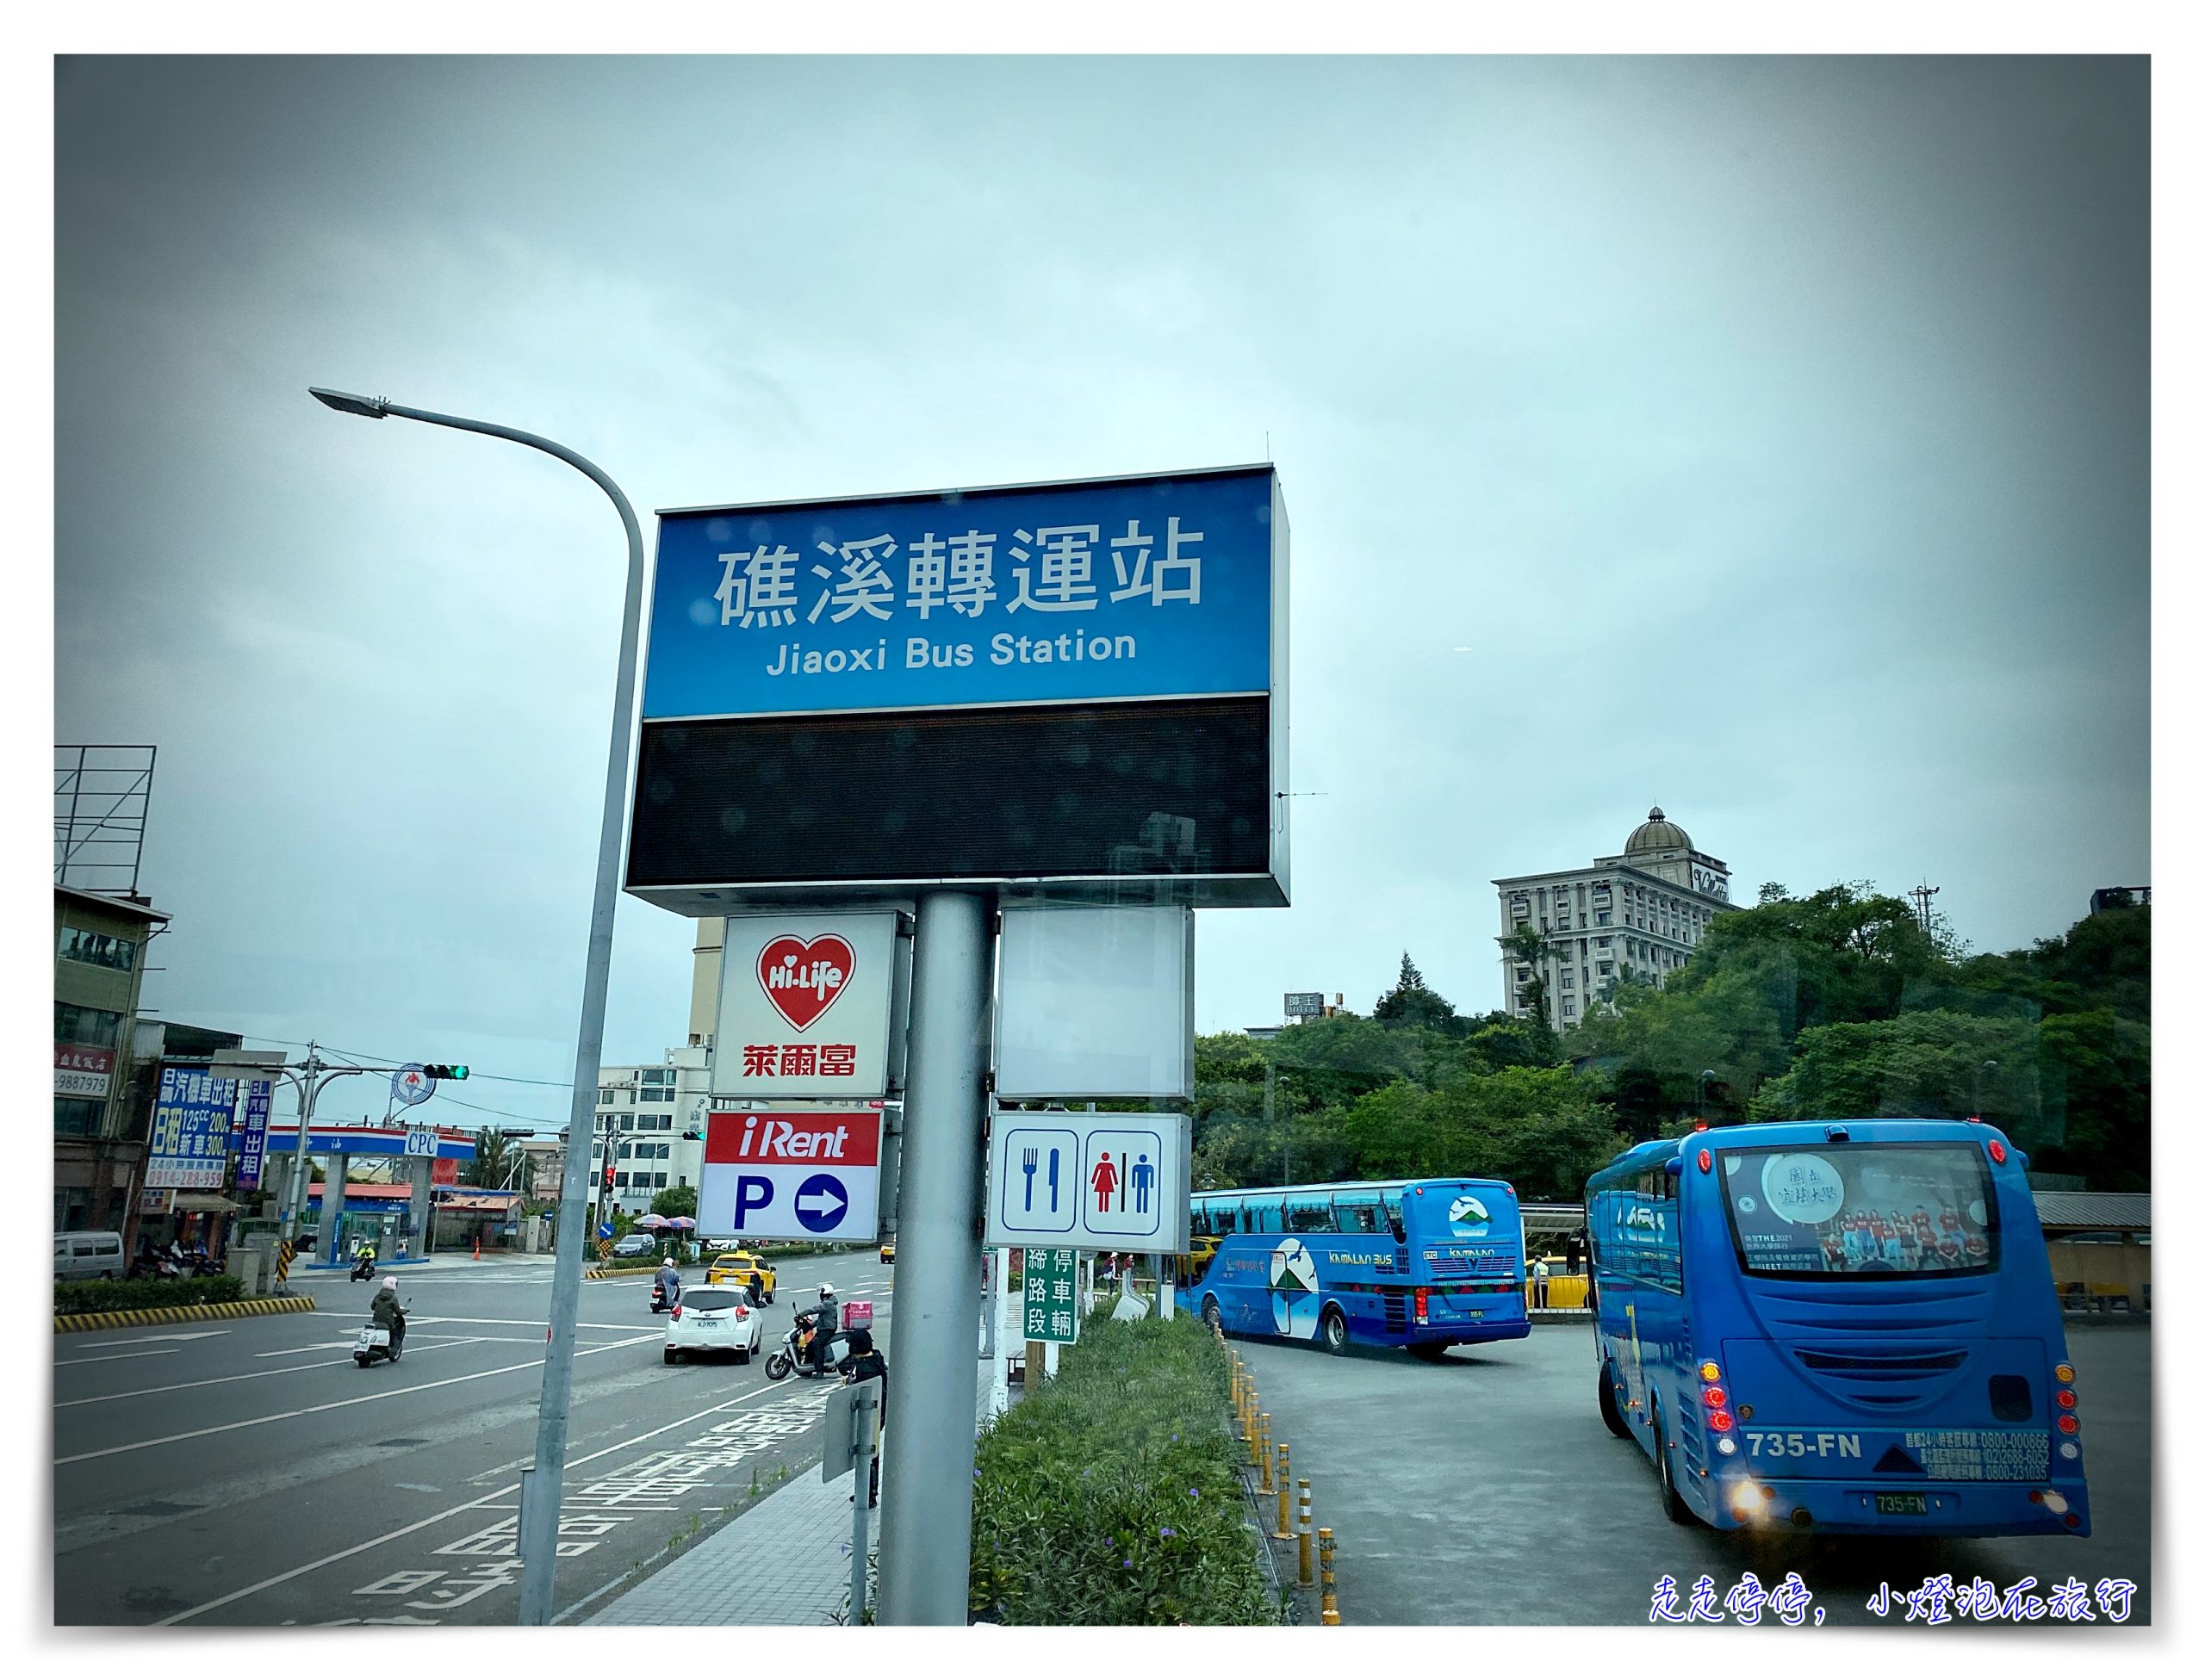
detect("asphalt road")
[53,1249,896,1626]
[1230,1317,2151,1627]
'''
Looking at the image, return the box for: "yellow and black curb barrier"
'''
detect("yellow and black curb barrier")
[1214,1323,1339,1624]
[55,1294,319,1335]
[584,1268,611,1280]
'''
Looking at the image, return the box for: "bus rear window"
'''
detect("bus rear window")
[1719,1144,1998,1280]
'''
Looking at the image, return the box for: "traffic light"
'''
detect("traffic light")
[602,1156,616,1195]
[421,1063,469,1081]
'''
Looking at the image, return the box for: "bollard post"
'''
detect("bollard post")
[1319,1528,1339,1624]
[1272,1445,1293,1540]
[1257,1416,1274,1494]
[1246,1405,1264,1466]
[1295,1480,1314,1590]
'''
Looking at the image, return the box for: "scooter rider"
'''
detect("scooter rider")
[801,1284,840,1376]
[654,1255,682,1311]
[351,1241,378,1282]
[371,1277,406,1359]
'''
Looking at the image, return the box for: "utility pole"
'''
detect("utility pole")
[1909,880,1941,936]
[874,890,995,1625]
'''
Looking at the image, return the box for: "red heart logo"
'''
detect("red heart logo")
[756,934,857,1032]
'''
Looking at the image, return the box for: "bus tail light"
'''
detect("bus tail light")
[1698,1360,1721,1383]
[1697,1148,1711,1173]
[2054,1362,2076,1383]
[2056,1388,2076,1410]
[1707,1409,1735,1433]
[1414,1286,1429,1324]
[1702,1386,1728,1410]
[1987,1138,2008,1165]
[2057,1414,2079,1435]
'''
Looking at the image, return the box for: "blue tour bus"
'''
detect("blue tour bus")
[1586,1118,2090,1536]
[1186,1178,1531,1356]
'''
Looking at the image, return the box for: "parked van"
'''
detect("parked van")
[54,1231,126,1280]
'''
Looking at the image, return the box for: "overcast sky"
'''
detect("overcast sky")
[53,55,2150,1130]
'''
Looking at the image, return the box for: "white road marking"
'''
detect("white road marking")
[62,1336,511,1408]
[307,1312,641,1331]
[154,1382,813,1624]
[82,1330,228,1348]
[53,1334,657,1449]
[393,1484,442,1493]
[55,1348,179,1367]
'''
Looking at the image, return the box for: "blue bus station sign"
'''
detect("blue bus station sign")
[644,466,1277,720]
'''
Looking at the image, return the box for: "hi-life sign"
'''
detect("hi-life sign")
[645,468,1275,721]
[711,912,904,1100]
[697,1109,883,1243]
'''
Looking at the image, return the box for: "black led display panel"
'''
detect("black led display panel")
[625,696,1273,903]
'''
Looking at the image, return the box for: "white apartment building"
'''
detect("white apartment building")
[1494,808,1733,1033]
[591,1045,713,1215]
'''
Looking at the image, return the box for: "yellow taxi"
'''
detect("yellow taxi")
[879,1241,895,1265]
[705,1248,777,1303]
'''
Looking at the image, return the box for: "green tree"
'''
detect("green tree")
[650,1182,699,1219]
[462,1127,520,1190]
[1372,952,1458,1034]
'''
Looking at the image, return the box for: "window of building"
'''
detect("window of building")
[655,1172,669,1188]
[58,926,138,972]
[619,1114,635,1131]
[1595,936,1612,948]
[54,1002,123,1050]
[1598,961,1613,976]
[1595,910,1611,926]
[1560,970,1575,989]
[597,1087,614,1105]
[54,1097,104,1137]
[1562,996,1577,1016]
[1515,967,1531,983]
[614,1173,630,1188]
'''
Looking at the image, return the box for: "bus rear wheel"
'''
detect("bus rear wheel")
[1202,1296,1223,1333]
[1319,1306,1349,1355]
[1598,1362,1630,1439]
[1652,1400,1693,1525]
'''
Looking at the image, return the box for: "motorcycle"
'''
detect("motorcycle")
[353,1306,407,1367]
[649,1278,677,1314]
[763,1311,849,1381]
[351,1254,377,1282]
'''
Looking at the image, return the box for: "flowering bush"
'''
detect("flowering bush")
[969,1310,1281,1625]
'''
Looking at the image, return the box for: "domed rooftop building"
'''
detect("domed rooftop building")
[1491,808,1734,1034]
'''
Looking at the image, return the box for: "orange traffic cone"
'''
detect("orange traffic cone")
[474,1236,482,1261]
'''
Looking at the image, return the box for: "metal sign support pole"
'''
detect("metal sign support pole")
[849,1383,878,1623]
[875,889,994,1626]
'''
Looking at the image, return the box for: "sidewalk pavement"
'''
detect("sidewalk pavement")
[587,1359,1009,1626]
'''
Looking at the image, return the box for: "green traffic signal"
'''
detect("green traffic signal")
[421,1063,470,1081]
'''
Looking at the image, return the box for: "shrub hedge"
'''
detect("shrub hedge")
[54,1274,245,1316]
[969,1309,1283,1626]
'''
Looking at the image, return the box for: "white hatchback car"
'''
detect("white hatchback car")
[663,1286,764,1365]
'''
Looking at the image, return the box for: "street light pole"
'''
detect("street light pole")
[309,387,645,1627]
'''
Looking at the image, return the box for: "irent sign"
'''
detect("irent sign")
[697,1109,884,1243]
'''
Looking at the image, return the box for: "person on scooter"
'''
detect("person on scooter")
[800,1284,840,1376]
[351,1241,377,1282]
[836,1328,888,1508]
[654,1255,681,1312]
[371,1276,406,1359]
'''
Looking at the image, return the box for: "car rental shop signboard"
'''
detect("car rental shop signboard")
[623,465,1289,912]
[697,1108,885,1243]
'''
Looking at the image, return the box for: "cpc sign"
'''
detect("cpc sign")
[697,1110,883,1243]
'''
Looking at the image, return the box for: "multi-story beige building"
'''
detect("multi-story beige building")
[591,1046,712,1215]
[1493,808,1733,1032]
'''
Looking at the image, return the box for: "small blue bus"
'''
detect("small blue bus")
[1186,1178,1531,1356]
[1587,1119,2090,1536]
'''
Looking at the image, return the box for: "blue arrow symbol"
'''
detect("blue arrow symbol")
[794,1174,849,1234]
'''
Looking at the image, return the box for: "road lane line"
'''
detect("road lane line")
[154,1380,807,1625]
[55,1348,179,1367]
[53,1334,658,1451]
[308,1312,642,1331]
[60,1336,519,1408]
